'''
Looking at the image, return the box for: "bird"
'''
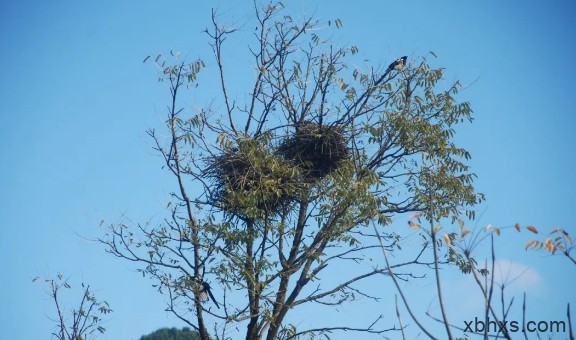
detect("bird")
[199,281,219,309]
[387,56,408,72]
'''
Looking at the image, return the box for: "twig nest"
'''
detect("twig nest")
[206,137,300,220]
[278,121,349,181]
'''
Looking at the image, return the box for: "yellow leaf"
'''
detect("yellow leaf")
[545,239,556,254]
[443,233,452,247]
[461,229,471,239]
[527,225,538,234]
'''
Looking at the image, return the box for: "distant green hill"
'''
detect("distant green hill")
[139,327,201,340]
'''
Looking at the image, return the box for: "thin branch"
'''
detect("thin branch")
[285,315,398,339]
[429,212,453,339]
[396,294,407,340]
[373,222,438,340]
[568,303,574,340]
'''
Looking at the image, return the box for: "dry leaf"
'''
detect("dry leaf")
[443,233,452,247]
[409,212,423,219]
[545,238,556,254]
[526,225,538,234]
[525,240,538,250]
[458,219,465,231]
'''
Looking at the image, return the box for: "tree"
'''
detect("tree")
[100,2,482,339]
[140,327,200,340]
[34,273,112,340]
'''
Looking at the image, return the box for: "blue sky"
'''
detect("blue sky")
[1,1,575,339]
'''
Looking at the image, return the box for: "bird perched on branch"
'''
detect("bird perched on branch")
[387,56,408,72]
[199,281,219,309]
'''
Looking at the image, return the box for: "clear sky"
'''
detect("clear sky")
[1,1,575,339]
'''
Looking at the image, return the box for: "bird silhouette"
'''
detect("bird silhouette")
[387,56,408,72]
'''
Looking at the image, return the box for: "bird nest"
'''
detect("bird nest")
[277,121,350,181]
[206,137,300,220]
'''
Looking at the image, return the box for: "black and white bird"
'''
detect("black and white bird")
[387,56,408,72]
[199,281,219,309]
